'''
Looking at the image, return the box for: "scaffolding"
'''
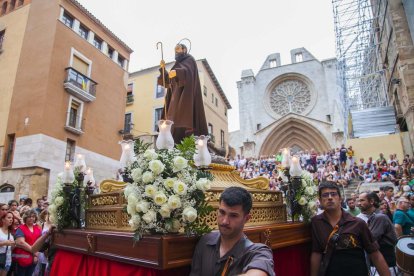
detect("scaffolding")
[332,0,389,136]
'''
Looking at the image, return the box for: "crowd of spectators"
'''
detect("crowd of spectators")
[0,196,52,276]
[230,145,414,193]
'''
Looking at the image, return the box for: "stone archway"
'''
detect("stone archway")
[260,118,331,155]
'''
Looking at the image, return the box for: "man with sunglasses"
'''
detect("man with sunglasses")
[310,181,390,276]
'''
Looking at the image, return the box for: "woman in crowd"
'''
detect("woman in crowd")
[18,199,32,218]
[379,199,393,221]
[14,210,42,276]
[34,210,52,276]
[7,201,21,225]
[0,206,8,220]
[0,212,15,276]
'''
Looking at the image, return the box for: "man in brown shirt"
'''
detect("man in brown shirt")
[190,187,274,276]
[310,181,390,276]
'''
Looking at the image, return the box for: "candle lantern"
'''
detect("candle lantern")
[155,120,174,150]
[63,161,75,185]
[281,148,291,168]
[193,135,212,168]
[74,153,86,172]
[119,140,136,169]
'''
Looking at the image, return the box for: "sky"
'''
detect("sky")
[77,0,337,132]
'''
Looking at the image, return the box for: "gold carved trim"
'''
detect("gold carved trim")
[229,171,269,190]
[100,180,127,193]
[91,195,119,206]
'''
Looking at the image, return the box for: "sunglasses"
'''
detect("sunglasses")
[321,192,339,198]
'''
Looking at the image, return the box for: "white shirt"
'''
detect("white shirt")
[0,228,14,266]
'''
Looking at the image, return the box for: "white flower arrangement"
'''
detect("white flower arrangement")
[295,170,318,222]
[123,141,214,240]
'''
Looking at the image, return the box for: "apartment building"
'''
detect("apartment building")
[126,59,231,153]
[0,0,132,201]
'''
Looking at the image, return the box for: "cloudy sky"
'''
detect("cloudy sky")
[77,0,337,131]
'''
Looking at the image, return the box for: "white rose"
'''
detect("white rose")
[167,195,182,210]
[144,149,158,160]
[136,201,150,213]
[301,179,308,188]
[127,203,137,215]
[159,204,171,218]
[48,204,57,214]
[298,196,308,206]
[182,206,197,223]
[308,201,317,210]
[305,186,314,195]
[173,181,188,195]
[173,156,188,172]
[54,196,64,207]
[128,215,141,230]
[149,160,165,175]
[131,168,143,182]
[124,185,134,198]
[142,171,154,184]
[144,185,157,198]
[154,192,167,206]
[196,178,211,191]
[166,219,181,233]
[142,210,156,223]
[128,194,138,204]
[163,178,176,190]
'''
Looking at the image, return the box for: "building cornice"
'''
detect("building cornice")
[67,0,133,53]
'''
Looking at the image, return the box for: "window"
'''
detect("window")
[124,113,132,133]
[3,134,15,167]
[156,85,165,98]
[127,83,133,92]
[107,46,114,59]
[65,139,76,162]
[78,24,89,40]
[154,108,163,131]
[126,83,134,104]
[0,184,15,193]
[257,123,261,131]
[117,54,125,67]
[295,53,303,62]
[208,123,213,134]
[66,97,84,132]
[220,130,225,148]
[93,36,102,50]
[326,115,331,122]
[224,107,227,117]
[62,11,74,28]
[203,85,207,96]
[10,0,15,10]
[269,59,277,68]
[215,98,218,107]
[1,2,8,15]
[0,30,5,51]
[211,93,214,104]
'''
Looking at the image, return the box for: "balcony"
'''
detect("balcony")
[64,67,97,102]
[64,112,84,135]
[126,94,134,105]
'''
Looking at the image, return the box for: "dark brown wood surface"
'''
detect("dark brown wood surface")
[53,222,311,270]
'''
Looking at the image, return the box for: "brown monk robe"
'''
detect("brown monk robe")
[158,44,208,144]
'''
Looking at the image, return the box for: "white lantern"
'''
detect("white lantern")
[63,161,75,184]
[281,148,290,168]
[119,140,136,169]
[156,120,174,150]
[194,135,211,167]
[289,156,302,177]
[74,153,86,172]
[84,167,96,187]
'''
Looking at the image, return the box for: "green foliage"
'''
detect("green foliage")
[176,135,196,161]
[134,138,152,155]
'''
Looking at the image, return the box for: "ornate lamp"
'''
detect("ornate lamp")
[119,139,136,169]
[63,161,75,186]
[288,156,302,222]
[193,135,212,169]
[62,161,82,228]
[156,120,174,150]
[84,168,96,195]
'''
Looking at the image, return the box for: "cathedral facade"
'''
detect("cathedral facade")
[230,48,345,158]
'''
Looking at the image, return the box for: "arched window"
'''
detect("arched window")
[17,0,23,7]
[0,184,15,193]
[10,0,15,10]
[1,2,8,15]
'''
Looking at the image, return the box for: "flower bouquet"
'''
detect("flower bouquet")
[295,170,318,223]
[123,137,214,241]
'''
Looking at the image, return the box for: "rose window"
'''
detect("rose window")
[270,80,311,116]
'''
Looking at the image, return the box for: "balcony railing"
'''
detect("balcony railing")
[64,67,97,102]
[64,111,84,135]
[126,94,134,105]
